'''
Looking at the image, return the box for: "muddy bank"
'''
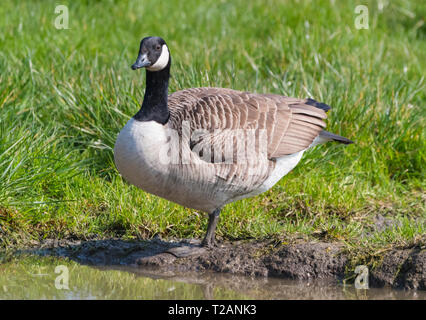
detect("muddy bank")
[22,238,425,290]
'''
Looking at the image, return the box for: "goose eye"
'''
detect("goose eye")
[156,45,161,51]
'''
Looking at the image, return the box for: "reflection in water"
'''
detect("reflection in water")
[110,266,424,300]
[0,255,424,300]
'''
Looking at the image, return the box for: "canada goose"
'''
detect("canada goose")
[114,36,353,254]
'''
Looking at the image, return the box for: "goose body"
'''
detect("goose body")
[114,37,353,249]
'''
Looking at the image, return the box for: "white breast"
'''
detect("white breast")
[113,119,171,193]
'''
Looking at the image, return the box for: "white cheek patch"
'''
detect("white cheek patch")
[147,45,169,71]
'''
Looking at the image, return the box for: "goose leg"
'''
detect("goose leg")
[165,208,220,257]
[202,208,221,248]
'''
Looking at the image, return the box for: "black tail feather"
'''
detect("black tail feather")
[320,130,354,144]
[305,98,331,112]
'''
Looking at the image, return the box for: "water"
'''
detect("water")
[0,255,424,300]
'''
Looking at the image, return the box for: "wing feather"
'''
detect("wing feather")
[168,87,328,160]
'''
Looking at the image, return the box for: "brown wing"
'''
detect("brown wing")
[167,87,328,161]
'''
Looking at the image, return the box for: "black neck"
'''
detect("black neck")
[133,61,170,124]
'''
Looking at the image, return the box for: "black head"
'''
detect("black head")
[131,36,170,71]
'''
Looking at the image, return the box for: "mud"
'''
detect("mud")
[22,237,425,290]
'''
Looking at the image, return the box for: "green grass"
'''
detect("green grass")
[0,0,425,252]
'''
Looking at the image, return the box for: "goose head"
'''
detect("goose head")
[131,36,170,72]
